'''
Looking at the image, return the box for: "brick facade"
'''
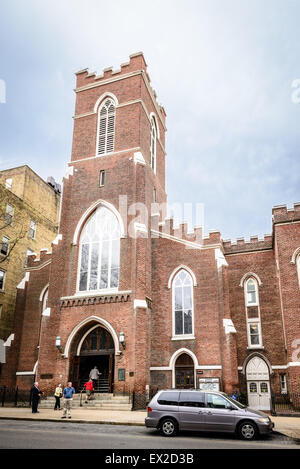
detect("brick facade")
[1,53,299,410]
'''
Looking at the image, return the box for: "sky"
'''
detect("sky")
[0,0,299,240]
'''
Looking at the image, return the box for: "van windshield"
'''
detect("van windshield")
[223,394,246,409]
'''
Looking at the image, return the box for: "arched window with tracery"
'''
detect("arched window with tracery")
[78,205,120,292]
[150,116,157,172]
[245,278,258,306]
[172,269,194,338]
[97,98,116,155]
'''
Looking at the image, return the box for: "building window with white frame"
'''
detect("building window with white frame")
[1,236,9,256]
[244,276,263,348]
[172,269,194,337]
[0,270,5,291]
[150,116,157,173]
[78,205,120,292]
[97,98,116,155]
[246,278,258,305]
[5,204,13,225]
[280,374,287,394]
[29,220,36,239]
[248,323,261,346]
[5,178,12,190]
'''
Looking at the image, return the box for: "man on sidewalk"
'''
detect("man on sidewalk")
[31,382,43,414]
[61,382,75,419]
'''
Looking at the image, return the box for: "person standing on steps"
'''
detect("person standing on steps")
[61,382,75,419]
[83,379,94,403]
[89,366,101,392]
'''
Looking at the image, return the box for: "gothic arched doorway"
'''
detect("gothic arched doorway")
[71,325,115,393]
[175,353,195,389]
[246,356,270,410]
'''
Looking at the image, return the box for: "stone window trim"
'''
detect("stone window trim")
[72,199,126,246]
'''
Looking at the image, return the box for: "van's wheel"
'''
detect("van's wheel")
[159,418,178,437]
[237,421,258,440]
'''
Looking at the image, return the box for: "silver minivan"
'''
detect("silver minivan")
[145,389,274,440]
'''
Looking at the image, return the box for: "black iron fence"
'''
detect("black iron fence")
[0,386,32,407]
[271,393,300,415]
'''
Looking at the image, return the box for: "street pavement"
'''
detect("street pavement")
[0,419,299,450]
[0,406,300,440]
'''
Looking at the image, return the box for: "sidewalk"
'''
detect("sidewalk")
[0,407,300,440]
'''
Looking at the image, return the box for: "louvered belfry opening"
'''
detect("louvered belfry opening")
[97,98,116,155]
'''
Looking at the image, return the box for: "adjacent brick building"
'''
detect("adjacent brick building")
[0,166,60,350]
[1,53,299,411]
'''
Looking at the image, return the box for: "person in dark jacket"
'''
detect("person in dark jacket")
[31,382,43,413]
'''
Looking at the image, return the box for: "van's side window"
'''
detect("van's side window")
[179,392,205,408]
[157,392,179,406]
[207,394,230,409]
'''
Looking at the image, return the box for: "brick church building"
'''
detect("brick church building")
[1,52,300,410]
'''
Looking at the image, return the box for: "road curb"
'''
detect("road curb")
[0,416,145,426]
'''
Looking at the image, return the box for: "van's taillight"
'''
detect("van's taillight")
[147,406,152,413]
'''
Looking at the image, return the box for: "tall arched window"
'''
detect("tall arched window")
[78,205,120,292]
[172,269,194,337]
[243,276,262,348]
[297,255,300,288]
[97,98,116,155]
[150,116,157,173]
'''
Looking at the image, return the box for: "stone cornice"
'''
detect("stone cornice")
[60,290,132,308]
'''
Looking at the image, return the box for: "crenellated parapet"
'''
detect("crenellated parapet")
[272,203,300,224]
[74,52,166,119]
[222,234,273,254]
[151,214,221,246]
[25,248,52,269]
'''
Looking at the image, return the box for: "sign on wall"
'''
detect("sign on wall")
[118,368,126,381]
[199,378,220,391]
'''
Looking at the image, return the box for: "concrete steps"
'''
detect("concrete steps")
[39,393,131,410]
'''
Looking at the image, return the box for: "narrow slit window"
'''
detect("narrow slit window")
[99,170,105,187]
[150,117,157,172]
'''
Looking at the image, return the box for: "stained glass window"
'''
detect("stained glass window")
[173,270,193,336]
[78,206,120,292]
